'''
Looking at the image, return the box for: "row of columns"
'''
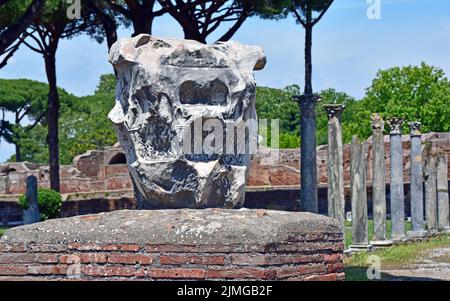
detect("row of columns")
[324,105,450,249]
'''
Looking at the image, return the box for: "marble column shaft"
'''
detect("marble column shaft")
[387,118,405,239]
[22,175,40,224]
[409,122,425,232]
[371,114,387,241]
[437,153,449,229]
[295,94,320,213]
[351,136,368,245]
[323,104,345,233]
[424,152,438,231]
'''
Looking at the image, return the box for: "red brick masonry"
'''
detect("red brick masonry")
[0,241,344,281]
[0,209,344,281]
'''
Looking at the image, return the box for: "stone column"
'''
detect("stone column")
[294,94,320,213]
[323,104,345,233]
[22,175,40,224]
[408,122,426,237]
[387,118,405,240]
[370,114,391,245]
[437,153,450,231]
[350,136,371,250]
[424,150,438,231]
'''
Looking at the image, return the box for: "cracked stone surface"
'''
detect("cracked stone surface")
[108,35,266,209]
[1,209,340,245]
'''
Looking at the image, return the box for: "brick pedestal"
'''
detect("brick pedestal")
[0,209,344,281]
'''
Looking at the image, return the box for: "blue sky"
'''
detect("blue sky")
[1,0,450,162]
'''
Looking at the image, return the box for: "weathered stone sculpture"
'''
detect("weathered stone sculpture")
[108,35,266,209]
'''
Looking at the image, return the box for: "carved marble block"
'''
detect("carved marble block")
[108,35,266,209]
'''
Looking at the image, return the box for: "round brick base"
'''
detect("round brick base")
[0,209,344,281]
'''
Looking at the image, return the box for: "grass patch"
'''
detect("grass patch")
[0,227,7,237]
[344,234,450,281]
[345,219,412,248]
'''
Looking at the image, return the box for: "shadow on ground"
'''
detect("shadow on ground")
[344,267,444,281]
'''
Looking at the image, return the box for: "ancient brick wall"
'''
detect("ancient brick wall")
[0,241,344,280]
[1,132,449,195]
[248,132,450,187]
[2,181,449,226]
[0,209,344,281]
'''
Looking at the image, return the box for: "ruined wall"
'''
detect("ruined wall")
[0,144,131,195]
[0,241,344,281]
[5,181,448,226]
[0,132,449,199]
[248,132,450,187]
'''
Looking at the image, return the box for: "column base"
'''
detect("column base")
[426,229,439,236]
[438,227,450,233]
[369,240,393,247]
[390,234,407,243]
[348,244,373,252]
[407,230,428,238]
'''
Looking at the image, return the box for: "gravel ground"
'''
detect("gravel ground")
[382,246,450,281]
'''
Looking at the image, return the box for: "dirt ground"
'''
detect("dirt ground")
[381,246,450,281]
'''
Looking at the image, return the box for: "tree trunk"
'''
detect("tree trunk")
[299,4,317,212]
[15,142,21,162]
[131,17,154,37]
[182,27,205,43]
[304,24,313,94]
[87,0,117,50]
[0,0,45,53]
[103,20,118,50]
[14,112,21,162]
[217,14,248,42]
[44,50,60,192]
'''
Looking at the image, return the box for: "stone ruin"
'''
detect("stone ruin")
[1,35,449,280]
[0,36,345,281]
[0,143,130,196]
[108,34,266,209]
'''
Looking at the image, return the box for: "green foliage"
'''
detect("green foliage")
[0,0,33,28]
[9,125,48,163]
[255,0,334,21]
[345,234,450,280]
[0,227,7,237]
[256,86,300,133]
[0,79,48,116]
[255,86,301,148]
[317,88,359,145]
[0,78,49,147]
[95,74,116,95]
[4,77,116,164]
[0,79,77,161]
[4,62,450,163]
[319,64,450,143]
[58,93,116,164]
[356,62,450,138]
[0,0,77,30]
[279,132,301,148]
[256,85,357,148]
[18,188,62,221]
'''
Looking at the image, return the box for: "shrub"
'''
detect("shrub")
[18,188,62,221]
